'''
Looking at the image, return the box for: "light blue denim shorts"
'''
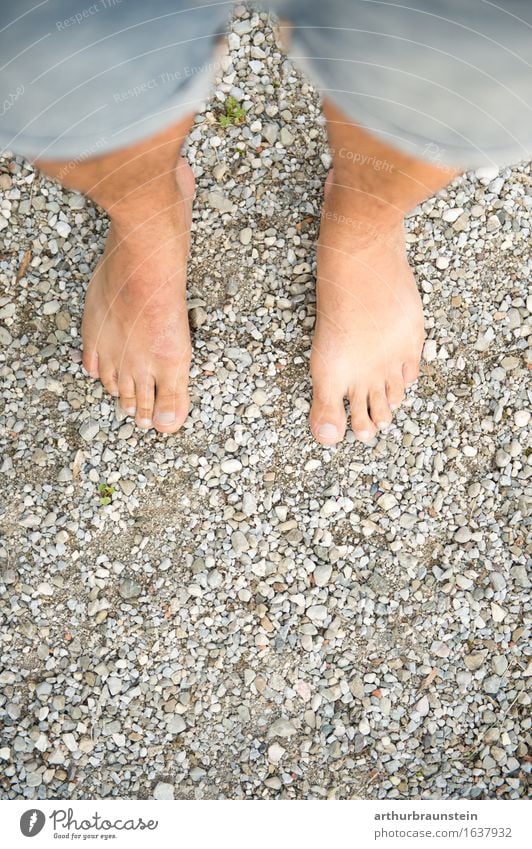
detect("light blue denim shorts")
[0,1,531,168]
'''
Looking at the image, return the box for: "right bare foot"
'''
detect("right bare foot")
[310,172,425,445]
[82,158,195,434]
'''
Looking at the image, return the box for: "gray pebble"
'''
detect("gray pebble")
[119,578,142,600]
[313,563,332,587]
[268,718,297,738]
[79,419,100,441]
[280,127,294,146]
[483,675,502,695]
[454,526,472,543]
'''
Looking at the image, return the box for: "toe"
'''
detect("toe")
[153,381,190,434]
[349,389,377,443]
[118,374,137,417]
[403,359,420,387]
[323,169,335,199]
[386,371,405,411]
[368,387,392,431]
[100,367,119,397]
[310,381,347,445]
[82,349,99,379]
[135,375,155,429]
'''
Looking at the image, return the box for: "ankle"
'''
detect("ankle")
[110,196,188,246]
[99,226,188,301]
[322,182,405,251]
[96,164,180,217]
[328,168,404,224]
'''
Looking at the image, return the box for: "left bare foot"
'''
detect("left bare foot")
[310,172,425,445]
[81,158,195,434]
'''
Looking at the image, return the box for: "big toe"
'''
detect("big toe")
[152,373,190,434]
[310,378,347,445]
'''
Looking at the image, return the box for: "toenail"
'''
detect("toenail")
[356,430,372,442]
[389,403,398,411]
[378,421,390,431]
[137,418,152,428]
[123,406,136,416]
[154,411,176,425]
[317,423,339,441]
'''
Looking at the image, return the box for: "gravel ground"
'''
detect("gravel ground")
[0,6,530,801]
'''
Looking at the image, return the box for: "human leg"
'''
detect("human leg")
[270,0,532,443]
[0,0,229,432]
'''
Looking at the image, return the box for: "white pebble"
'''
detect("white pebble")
[154,782,174,800]
[221,458,242,474]
[268,743,285,763]
[423,339,438,362]
[313,563,332,587]
[514,410,530,428]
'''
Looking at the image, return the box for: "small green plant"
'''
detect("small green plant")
[97,482,116,506]
[218,95,246,128]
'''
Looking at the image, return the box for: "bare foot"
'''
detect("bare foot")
[310,171,425,445]
[81,158,195,434]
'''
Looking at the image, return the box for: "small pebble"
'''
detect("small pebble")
[153,782,174,800]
